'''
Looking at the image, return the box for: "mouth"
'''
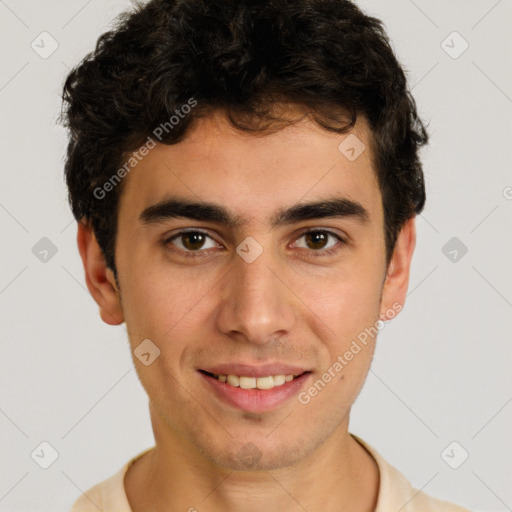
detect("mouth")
[199,370,304,390]
[198,368,312,413]
[199,370,309,389]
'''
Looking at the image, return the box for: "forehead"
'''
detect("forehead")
[117,110,382,228]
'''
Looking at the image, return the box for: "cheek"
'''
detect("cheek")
[308,269,382,337]
[304,266,382,393]
[119,266,213,339]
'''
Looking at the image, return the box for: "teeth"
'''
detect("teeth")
[239,376,256,389]
[252,376,274,389]
[214,373,299,389]
[227,375,240,387]
[273,375,286,386]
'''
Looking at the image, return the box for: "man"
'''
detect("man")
[62,0,470,510]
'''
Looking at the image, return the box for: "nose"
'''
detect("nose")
[215,243,298,346]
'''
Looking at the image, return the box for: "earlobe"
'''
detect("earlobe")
[77,221,124,326]
[379,217,416,321]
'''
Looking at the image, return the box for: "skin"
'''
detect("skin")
[77,108,416,511]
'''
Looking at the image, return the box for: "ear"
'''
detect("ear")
[76,220,124,326]
[379,217,416,321]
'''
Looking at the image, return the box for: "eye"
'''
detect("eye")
[293,230,345,254]
[163,228,346,260]
[165,230,219,255]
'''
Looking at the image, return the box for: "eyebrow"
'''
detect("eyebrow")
[139,196,370,228]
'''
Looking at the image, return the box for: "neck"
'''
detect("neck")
[125,407,379,512]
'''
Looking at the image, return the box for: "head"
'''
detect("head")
[61,0,428,471]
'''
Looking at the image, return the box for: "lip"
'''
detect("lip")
[200,363,310,378]
[199,370,312,413]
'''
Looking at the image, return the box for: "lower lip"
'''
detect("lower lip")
[199,371,311,413]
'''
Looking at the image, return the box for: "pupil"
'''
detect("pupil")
[306,231,327,249]
[184,233,205,250]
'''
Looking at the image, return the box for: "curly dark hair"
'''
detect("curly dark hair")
[60,0,428,279]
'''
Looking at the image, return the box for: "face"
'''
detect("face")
[82,109,414,472]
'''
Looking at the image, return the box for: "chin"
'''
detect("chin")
[193,431,318,472]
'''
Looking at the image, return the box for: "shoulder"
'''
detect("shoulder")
[69,448,154,512]
[351,435,472,512]
[70,463,129,512]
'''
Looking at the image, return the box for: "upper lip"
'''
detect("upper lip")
[200,363,310,378]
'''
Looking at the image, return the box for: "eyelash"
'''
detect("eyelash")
[162,229,346,259]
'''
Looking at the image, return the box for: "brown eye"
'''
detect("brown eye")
[304,231,329,250]
[295,230,342,252]
[166,231,218,252]
[181,232,207,250]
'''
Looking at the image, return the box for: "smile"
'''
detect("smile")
[199,369,312,413]
[202,371,301,390]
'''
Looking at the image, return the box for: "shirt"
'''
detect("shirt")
[70,435,471,511]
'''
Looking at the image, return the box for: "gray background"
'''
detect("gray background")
[1,0,511,511]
